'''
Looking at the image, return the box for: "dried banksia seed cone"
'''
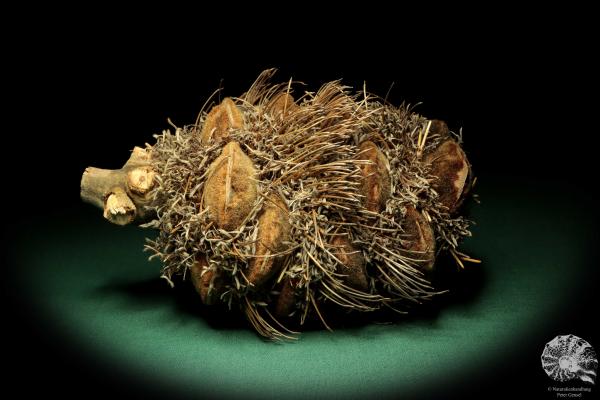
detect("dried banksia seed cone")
[80,69,478,340]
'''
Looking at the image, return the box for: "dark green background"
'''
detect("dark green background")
[9,175,597,399]
[5,11,596,399]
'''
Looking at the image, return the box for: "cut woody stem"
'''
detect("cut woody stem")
[80,146,157,225]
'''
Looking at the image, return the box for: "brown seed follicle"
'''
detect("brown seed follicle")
[265,93,297,117]
[200,98,244,144]
[425,139,470,213]
[81,146,156,225]
[189,255,224,305]
[331,235,369,291]
[202,141,258,231]
[247,195,291,288]
[274,277,297,318]
[429,119,449,138]
[402,206,436,272]
[357,141,391,212]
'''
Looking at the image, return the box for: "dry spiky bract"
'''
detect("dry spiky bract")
[200,97,244,144]
[81,69,478,340]
[202,141,258,231]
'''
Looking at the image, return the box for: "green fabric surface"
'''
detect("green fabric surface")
[14,176,593,399]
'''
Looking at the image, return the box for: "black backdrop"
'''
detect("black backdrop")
[4,9,597,400]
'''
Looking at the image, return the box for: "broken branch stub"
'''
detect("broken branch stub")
[80,146,157,225]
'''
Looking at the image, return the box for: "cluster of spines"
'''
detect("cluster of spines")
[144,70,476,339]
